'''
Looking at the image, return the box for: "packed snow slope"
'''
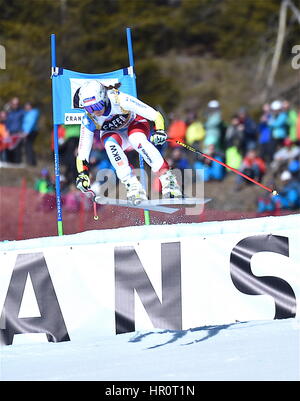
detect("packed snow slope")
[1,318,299,381]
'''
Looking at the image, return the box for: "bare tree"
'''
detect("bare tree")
[263,0,300,102]
[265,0,288,100]
[286,0,300,23]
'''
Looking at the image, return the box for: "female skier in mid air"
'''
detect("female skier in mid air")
[75,80,182,204]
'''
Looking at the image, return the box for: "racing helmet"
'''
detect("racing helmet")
[78,80,108,113]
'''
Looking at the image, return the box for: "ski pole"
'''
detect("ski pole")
[167,139,278,195]
[93,201,99,220]
[86,189,99,220]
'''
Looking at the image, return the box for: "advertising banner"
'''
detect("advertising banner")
[1,226,299,346]
[51,66,136,125]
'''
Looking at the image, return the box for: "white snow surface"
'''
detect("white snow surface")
[1,318,299,381]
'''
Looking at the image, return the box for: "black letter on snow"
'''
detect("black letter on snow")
[115,242,182,334]
[230,235,296,319]
[0,253,70,345]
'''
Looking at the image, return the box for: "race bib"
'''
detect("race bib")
[101,114,130,131]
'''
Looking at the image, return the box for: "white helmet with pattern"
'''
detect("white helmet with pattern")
[79,80,108,112]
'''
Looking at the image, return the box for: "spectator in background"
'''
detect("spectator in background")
[185,111,205,165]
[224,114,243,151]
[236,107,257,155]
[0,110,9,161]
[34,168,55,193]
[235,149,266,191]
[0,109,25,162]
[224,115,243,170]
[34,168,56,212]
[257,170,300,213]
[257,103,273,164]
[225,143,242,171]
[282,100,298,143]
[63,184,81,213]
[273,170,300,210]
[166,146,191,172]
[268,100,288,156]
[59,124,80,186]
[22,102,40,166]
[5,97,24,163]
[270,137,300,178]
[185,111,205,148]
[194,144,225,182]
[164,146,191,194]
[288,156,300,180]
[203,100,223,151]
[167,113,187,148]
[51,124,66,151]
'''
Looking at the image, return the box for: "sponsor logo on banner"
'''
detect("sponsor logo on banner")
[0,231,299,346]
[64,113,84,125]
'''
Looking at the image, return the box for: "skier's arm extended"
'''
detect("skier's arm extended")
[119,93,165,130]
[119,93,167,144]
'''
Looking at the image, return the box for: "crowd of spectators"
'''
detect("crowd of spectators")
[2,95,299,215]
[163,99,300,213]
[34,165,84,213]
[0,97,40,166]
[39,98,300,214]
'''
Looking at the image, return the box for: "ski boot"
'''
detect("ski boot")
[159,170,182,198]
[121,175,148,205]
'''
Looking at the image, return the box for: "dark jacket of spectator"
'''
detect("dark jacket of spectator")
[237,108,257,154]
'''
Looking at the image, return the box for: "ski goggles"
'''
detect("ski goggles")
[83,100,105,113]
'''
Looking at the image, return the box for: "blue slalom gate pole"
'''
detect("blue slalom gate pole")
[126,28,137,98]
[126,27,151,225]
[50,33,64,236]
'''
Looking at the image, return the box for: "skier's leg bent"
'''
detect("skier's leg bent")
[103,133,147,203]
[128,131,182,198]
[103,134,131,181]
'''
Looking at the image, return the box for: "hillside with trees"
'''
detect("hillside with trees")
[0,0,299,151]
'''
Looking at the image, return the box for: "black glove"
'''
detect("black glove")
[150,129,167,146]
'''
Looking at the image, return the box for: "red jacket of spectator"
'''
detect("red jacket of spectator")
[167,119,187,147]
[51,125,66,151]
[241,152,266,174]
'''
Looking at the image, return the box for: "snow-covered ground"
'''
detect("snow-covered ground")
[1,318,299,381]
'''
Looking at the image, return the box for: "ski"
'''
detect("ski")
[143,197,212,206]
[94,197,179,214]
[94,196,211,214]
